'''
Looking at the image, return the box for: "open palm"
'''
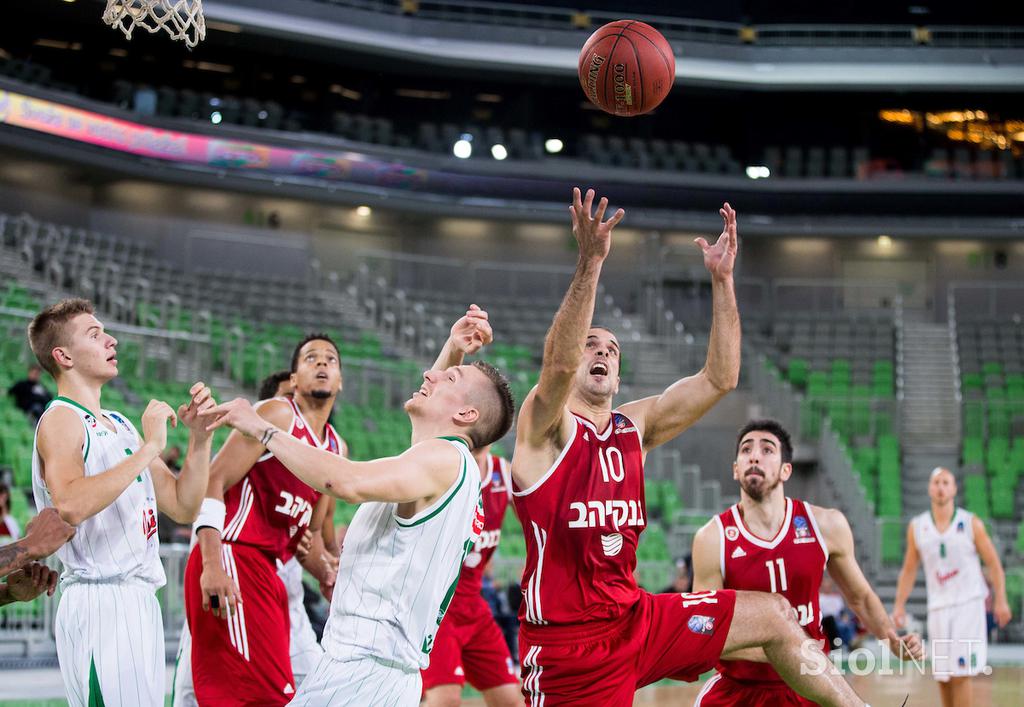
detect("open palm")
[695,203,738,281]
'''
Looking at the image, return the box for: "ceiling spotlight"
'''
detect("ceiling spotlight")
[745,165,770,179]
[210,111,222,125]
[453,139,472,159]
[355,205,372,217]
[545,138,564,154]
[877,235,893,249]
[491,144,508,160]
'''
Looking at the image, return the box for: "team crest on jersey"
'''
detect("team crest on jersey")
[957,520,965,532]
[725,526,739,542]
[793,516,810,539]
[688,615,716,635]
[491,470,506,492]
[84,413,97,429]
[612,413,637,434]
[601,533,623,557]
[327,436,338,453]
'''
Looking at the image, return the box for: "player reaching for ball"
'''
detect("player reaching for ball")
[691,419,923,706]
[509,188,867,706]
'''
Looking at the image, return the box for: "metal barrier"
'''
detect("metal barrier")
[950,282,1024,321]
[0,546,191,659]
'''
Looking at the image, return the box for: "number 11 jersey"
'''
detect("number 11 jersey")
[714,497,829,683]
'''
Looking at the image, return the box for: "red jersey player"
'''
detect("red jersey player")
[510,187,866,707]
[421,446,520,706]
[184,334,344,706]
[692,420,923,706]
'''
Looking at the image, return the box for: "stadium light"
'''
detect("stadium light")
[545,138,564,154]
[355,205,372,217]
[491,144,508,161]
[745,165,770,179]
[453,140,472,159]
[210,111,222,125]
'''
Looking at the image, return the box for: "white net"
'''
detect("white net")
[103,0,206,48]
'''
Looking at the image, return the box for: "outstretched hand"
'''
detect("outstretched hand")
[695,202,738,281]
[450,304,493,355]
[201,398,269,441]
[569,187,624,262]
[178,382,217,439]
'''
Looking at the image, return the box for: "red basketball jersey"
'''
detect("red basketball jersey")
[715,497,829,682]
[457,454,513,598]
[222,396,343,562]
[512,411,646,626]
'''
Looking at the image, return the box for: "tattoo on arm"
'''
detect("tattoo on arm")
[0,541,29,579]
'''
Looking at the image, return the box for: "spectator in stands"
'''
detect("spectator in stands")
[0,507,74,579]
[0,483,19,539]
[162,445,182,473]
[660,555,693,594]
[820,574,858,650]
[7,364,52,421]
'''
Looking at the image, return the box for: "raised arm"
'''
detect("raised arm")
[619,203,740,452]
[514,189,623,487]
[891,522,921,629]
[690,520,724,591]
[816,507,923,660]
[195,399,294,618]
[204,399,462,505]
[973,515,1012,628]
[432,304,493,370]
[36,403,173,526]
[150,382,215,523]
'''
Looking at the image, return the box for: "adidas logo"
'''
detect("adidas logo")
[583,433,590,441]
[283,684,294,695]
[731,546,747,559]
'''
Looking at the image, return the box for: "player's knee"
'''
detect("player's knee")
[425,686,463,707]
[764,593,799,630]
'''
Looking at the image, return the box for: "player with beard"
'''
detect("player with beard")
[511,188,867,706]
[691,420,923,706]
[183,334,344,706]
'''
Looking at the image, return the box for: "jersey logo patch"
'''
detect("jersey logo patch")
[793,516,810,539]
[725,526,739,541]
[283,684,294,695]
[601,533,623,557]
[731,545,746,559]
[142,508,157,540]
[109,412,132,433]
[454,666,465,677]
[687,615,716,635]
[957,521,965,532]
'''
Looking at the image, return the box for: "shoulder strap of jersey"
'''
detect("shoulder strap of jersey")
[40,397,92,461]
[799,499,831,563]
[495,456,512,500]
[712,513,728,581]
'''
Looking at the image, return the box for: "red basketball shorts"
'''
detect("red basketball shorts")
[518,590,736,706]
[184,543,294,706]
[695,672,817,706]
[421,592,517,692]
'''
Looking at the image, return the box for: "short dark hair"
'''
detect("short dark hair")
[468,361,516,449]
[290,333,340,373]
[735,419,793,464]
[258,370,292,400]
[27,298,96,377]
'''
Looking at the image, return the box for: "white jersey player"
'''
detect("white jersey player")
[202,349,514,706]
[28,298,214,707]
[893,467,1012,707]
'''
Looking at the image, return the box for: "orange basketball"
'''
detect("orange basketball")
[578,20,676,117]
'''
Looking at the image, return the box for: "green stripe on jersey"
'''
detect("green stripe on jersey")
[394,450,467,528]
[88,657,106,706]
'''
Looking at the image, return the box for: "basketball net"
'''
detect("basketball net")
[103,0,206,48]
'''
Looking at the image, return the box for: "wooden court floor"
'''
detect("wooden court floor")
[462,666,1024,706]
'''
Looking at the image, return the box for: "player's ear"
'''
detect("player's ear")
[732,460,741,481]
[454,405,480,428]
[52,346,72,371]
[780,463,793,481]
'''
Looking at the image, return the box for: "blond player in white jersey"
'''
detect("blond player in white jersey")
[203,353,515,706]
[28,298,214,706]
[892,467,1012,707]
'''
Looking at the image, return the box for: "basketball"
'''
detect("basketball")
[578,20,676,117]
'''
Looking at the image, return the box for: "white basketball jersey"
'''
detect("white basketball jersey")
[321,437,483,671]
[912,507,987,611]
[32,397,165,589]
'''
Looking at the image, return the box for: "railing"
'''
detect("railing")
[949,282,1024,321]
[0,546,190,658]
[315,1,1024,48]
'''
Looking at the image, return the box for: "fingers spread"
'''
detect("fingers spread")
[607,208,625,228]
[694,237,710,251]
[593,196,608,224]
